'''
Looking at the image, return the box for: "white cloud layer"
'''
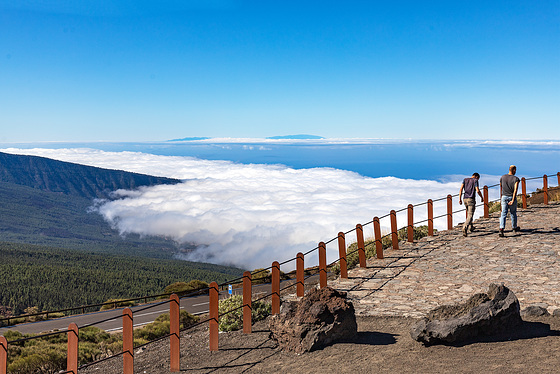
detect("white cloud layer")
[2,148,509,270]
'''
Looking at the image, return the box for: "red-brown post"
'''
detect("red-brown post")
[522,177,527,209]
[319,242,327,288]
[272,261,280,315]
[243,271,252,334]
[356,224,366,268]
[446,195,453,230]
[67,323,79,374]
[483,186,489,218]
[0,336,6,374]
[123,308,133,374]
[427,199,434,236]
[373,217,384,259]
[170,294,180,372]
[390,210,399,249]
[407,204,414,242]
[0,335,8,374]
[296,253,304,297]
[337,232,348,279]
[543,174,549,205]
[557,172,560,187]
[209,281,219,351]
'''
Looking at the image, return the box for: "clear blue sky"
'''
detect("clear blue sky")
[1,0,559,142]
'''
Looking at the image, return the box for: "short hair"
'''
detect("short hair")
[472,172,480,179]
[509,165,517,172]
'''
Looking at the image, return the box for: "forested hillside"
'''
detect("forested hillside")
[0,180,182,258]
[0,242,243,315]
[0,151,180,199]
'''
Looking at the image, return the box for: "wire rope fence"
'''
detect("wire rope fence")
[0,172,559,374]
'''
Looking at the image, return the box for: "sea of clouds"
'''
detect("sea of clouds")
[2,147,508,270]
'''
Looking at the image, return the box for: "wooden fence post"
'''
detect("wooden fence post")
[407,204,414,242]
[522,177,527,209]
[373,217,384,259]
[337,232,348,279]
[209,282,219,351]
[170,294,180,372]
[123,308,133,374]
[557,172,560,187]
[67,323,78,374]
[319,242,327,288]
[390,210,399,249]
[1,336,8,374]
[356,224,366,268]
[427,199,434,236]
[272,261,280,315]
[543,175,548,205]
[446,195,453,230]
[296,253,304,297]
[483,186,489,218]
[243,271,252,334]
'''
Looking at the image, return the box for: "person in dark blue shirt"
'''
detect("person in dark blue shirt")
[459,173,484,237]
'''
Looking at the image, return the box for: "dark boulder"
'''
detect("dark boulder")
[411,283,522,345]
[521,305,550,317]
[269,286,357,354]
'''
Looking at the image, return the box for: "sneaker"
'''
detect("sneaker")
[513,226,521,232]
[498,229,505,237]
[463,231,468,237]
[469,227,475,233]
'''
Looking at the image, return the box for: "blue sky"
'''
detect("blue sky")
[1,0,559,142]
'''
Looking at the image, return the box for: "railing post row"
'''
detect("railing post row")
[1,336,7,374]
[296,253,305,296]
[67,323,78,374]
[337,233,348,279]
[170,294,180,372]
[373,217,384,259]
[427,199,434,236]
[543,174,548,205]
[319,242,327,288]
[390,210,399,250]
[356,224,366,268]
[446,195,453,230]
[521,177,527,209]
[243,271,252,334]
[123,308,133,374]
[271,261,280,315]
[407,204,414,242]
[483,186,489,218]
[209,282,219,351]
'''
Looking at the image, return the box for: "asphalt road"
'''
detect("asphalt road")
[0,281,288,336]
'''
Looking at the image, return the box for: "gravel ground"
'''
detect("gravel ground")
[80,314,560,374]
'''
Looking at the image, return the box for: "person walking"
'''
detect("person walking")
[459,173,484,236]
[499,165,521,237]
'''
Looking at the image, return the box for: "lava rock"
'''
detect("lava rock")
[269,286,357,354]
[411,283,522,345]
[521,305,551,317]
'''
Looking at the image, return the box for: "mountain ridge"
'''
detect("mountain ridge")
[0,151,181,199]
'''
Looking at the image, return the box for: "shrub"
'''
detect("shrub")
[162,279,209,298]
[251,269,271,284]
[134,310,199,341]
[99,299,135,311]
[218,295,271,332]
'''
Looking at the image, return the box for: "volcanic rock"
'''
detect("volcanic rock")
[269,286,357,354]
[411,283,522,345]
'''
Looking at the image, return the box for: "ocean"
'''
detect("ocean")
[1,139,558,270]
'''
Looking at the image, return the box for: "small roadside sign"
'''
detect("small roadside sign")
[228,284,232,295]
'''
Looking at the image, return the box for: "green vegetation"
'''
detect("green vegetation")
[217,295,271,332]
[99,299,136,311]
[3,311,198,374]
[0,241,243,317]
[331,225,432,274]
[162,280,210,298]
